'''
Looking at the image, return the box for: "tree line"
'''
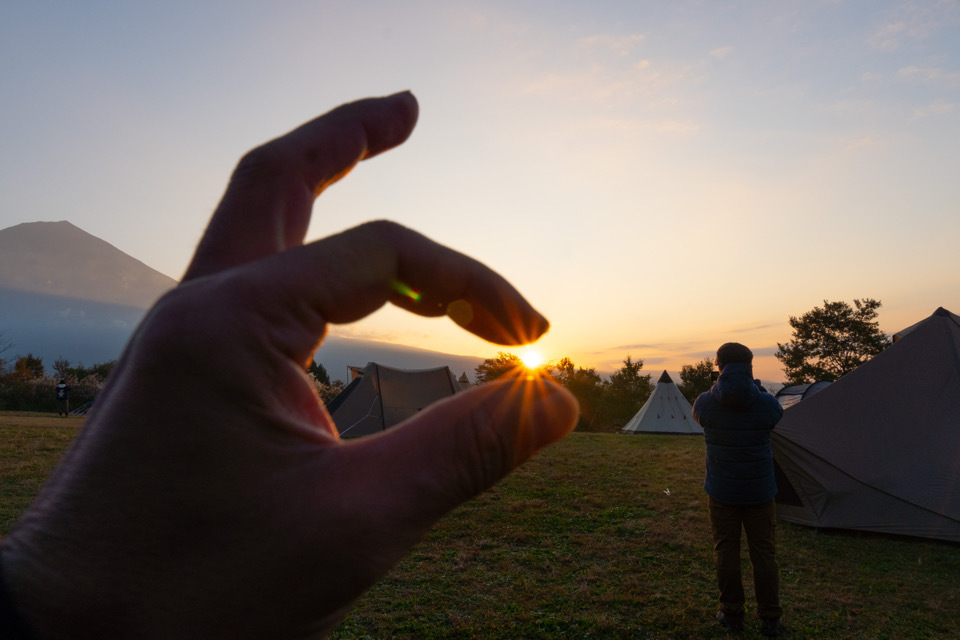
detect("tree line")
[471,298,891,433]
[0,350,116,413]
[473,351,722,432]
[0,298,891,419]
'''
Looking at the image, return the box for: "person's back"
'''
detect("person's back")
[692,343,785,637]
[693,362,782,505]
[55,380,71,417]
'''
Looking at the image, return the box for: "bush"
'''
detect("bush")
[0,375,101,413]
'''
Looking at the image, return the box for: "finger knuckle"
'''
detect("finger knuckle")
[231,143,289,187]
[355,219,407,244]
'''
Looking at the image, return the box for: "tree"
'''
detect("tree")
[13,354,44,380]
[305,360,344,404]
[315,379,345,406]
[307,360,331,386]
[552,357,605,431]
[604,356,653,427]
[776,298,891,385]
[0,330,11,372]
[53,357,71,381]
[63,361,116,384]
[474,351,522,383]
[89,361,117,382]
[679,358,716,403]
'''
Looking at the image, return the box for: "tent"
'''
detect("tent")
[772,307,960,542]
[327,362,461,438]
[621,371,702,435]
[775,381,832,409]
[893,307,960,342]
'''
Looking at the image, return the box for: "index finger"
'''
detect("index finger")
[183,92,420,281]
[248,220,550,361]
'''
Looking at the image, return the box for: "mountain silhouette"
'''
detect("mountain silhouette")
[0,220,177,307]
[0,221,178,367]
[0,221,484,381]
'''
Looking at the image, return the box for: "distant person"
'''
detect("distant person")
[0,92,579,639]
[54,380,71,417]
[692,343,785,637]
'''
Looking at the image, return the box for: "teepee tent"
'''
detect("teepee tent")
[621,371,702,435]
[327,362,461,438]
[772,307,960,542]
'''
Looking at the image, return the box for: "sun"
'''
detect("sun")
[519,346,545,371]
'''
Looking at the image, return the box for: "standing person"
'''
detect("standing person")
[692,343,785,637]
[54,380,71,417]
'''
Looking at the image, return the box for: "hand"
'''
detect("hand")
[1,92,579,639]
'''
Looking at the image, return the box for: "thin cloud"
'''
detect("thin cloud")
[328,325,404,344]
[913,99,956,119]
[522,60,694,112]
[842,136,882,152]
[582,116,700,136]
[709,46,733,59]
[896,65,960,88]
[827,99,876,116]
[577,33,645,56]
[604,345,714,363]
[678,350,716,361]
[752,346,781,358]
[869,1,960,50]
[609,344,670,352]
[868,20,908,50]
[525,67,679,101]
[728,323,780,334]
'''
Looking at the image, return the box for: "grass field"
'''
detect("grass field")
[0,412,83,533]
[2,414,958,639]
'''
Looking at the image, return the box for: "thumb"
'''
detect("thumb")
[352,375,579,523]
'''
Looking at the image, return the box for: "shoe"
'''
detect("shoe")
[760,618,784,637]
[716,611,744,633]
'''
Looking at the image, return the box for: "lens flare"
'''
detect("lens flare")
[392,280,421,302]
[519,346,545,370]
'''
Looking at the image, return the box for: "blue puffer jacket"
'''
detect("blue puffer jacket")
[692,363,784,505]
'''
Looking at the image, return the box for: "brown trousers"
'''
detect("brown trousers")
[708,497,782,621]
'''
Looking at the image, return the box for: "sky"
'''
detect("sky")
[2,0,959,382]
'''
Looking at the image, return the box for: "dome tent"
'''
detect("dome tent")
[772,308,960,542]
[775,381,832,409]
[327,362,461,438]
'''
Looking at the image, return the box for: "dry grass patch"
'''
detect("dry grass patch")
[0,412,84,533]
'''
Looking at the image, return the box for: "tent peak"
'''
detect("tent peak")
[621,370,700,435]
[894,307,960,341]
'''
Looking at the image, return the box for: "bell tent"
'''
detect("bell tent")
[772,307,960,542]
[327,362,461,438]
[621,371,702,435]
